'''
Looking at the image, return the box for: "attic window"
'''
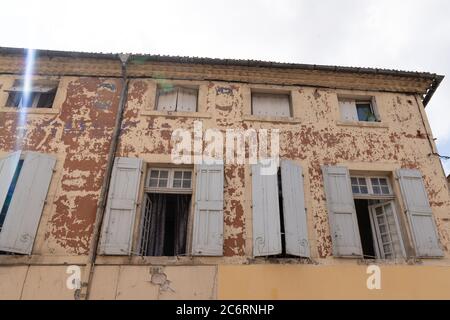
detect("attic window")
[339,98,379,122]
[251,92,292,117]
[5,80,58,109]
[156,85,198,112]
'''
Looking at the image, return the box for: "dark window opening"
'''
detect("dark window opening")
[354,199,376,259]
[6,91,56,109]
[140,193,191,256]
[273,168,292,258]
[36,91,56,108]
[356,102,376,122]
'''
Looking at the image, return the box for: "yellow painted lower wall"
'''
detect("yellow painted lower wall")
[1,264,450,299]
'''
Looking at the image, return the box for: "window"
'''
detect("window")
[323,166,444,259]
[251,92,291,117]
[139,167,193,256]
[99,160,225,257]
[146,168,192,191]
[339,98,378,122]
[351,176,392,196]
[156,85,198,112]
[252,160,310,258]
[5,80,58,109]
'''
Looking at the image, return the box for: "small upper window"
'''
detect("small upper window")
[339,98,378,122]
[156,85,198,112]
[146,168,193,192]
[351,176,392,196]
[252,92,291,117]
[5,80,58,109]
[351,177,369,194]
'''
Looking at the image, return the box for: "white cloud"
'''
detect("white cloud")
[1,0,449,173]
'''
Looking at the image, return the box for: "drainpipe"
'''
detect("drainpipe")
[79,53,131,300]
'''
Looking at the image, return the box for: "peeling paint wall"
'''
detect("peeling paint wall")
[0,53,450,299]
[0,74,122,255]
[119,79,450,260]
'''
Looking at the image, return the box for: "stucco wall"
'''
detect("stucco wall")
[0,54,449,299]
[118,79,450,260]
[0,75,121,255]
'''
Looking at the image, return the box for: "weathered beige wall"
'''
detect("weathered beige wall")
[118,78,450,260]
[0,54,449,299]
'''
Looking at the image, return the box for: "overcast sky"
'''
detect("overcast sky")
[1,0,449,174]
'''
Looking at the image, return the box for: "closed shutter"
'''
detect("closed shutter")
[0,151,21,214]
[280,160,310,257]
[176,87,197,112]
[252,93,291,117]
[191,164,224,256]
[322,165,363,257]
[0,152,56,254]
[396,169,444,257]
[339,100,358,121]
[252,164,282,256]
[99,157,143,255]
[156,88,177,111]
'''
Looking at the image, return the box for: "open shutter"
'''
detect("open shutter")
[281,160,310,257]
[176,87,197,112]
[396,169,443,257]
[0,152,56,254]
[339,100,358,121]
[191,164,224,256]
[0,151,21,213]
[252,164,282,256]
[156,88,177,111]
[322,165,362,257]
[99,157,143,255]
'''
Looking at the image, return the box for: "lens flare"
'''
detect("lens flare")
[16,48,36,150]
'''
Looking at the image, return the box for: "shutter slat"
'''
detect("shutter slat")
[281,160,310,257]
[252,164,282,256]
[322,165,363,257]
[0,152,56,254]
[396,169,443,257]
[99,157,143,255]
[191,164,224,256]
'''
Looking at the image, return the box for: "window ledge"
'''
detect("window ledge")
[0,106,59,114]
[336,120,388,128]
[141,110,211,118]
[242,115,301,123]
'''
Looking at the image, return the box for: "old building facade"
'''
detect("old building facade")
[0,47,449,299]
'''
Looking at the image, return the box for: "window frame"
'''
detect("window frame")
[351,175,393,199]
[155,85,199,113]
[145,167,193,194]
[338,96,380,123]
[251,91,293,118]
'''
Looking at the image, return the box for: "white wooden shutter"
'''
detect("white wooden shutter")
[0,151,21,211]
[252,93,291,117]
[0,152,56,254]
[99,157,143,255]
[191,164,224,256]
[322,165,363,257]
[396,169,444,257]
[280,160,310,257]
[156,88,177,111]
[339,100,358,121]
[176,87,197,112]
[252,164,282,256]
